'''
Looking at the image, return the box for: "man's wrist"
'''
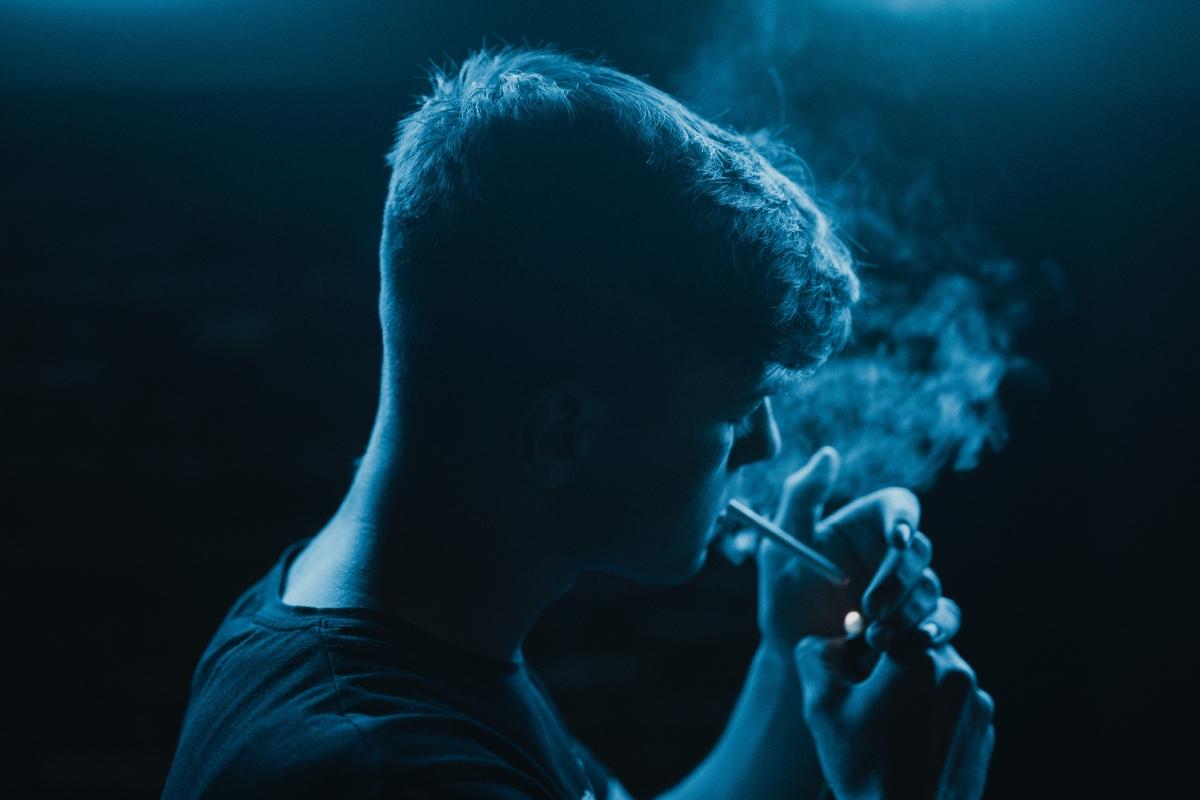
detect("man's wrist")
[750,638,810,730]
[756,637,803,684]
[659,638,823,800]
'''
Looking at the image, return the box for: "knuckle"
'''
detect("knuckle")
[912,531,933,561]
[880,487,920,522]
[934,609,961,641]
[783,468,809,493]
[794,637,819,657]
[977,689,996,720]
[948,660,979,687]
[915,587,941,616]
[941,596,962,623]
[899,592,938,628]
[920,568,942,598]
[910,537,933,569]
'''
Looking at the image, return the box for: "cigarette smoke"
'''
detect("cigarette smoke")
[675,0,1064,506]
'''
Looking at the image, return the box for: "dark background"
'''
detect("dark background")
[2,1,1196,797]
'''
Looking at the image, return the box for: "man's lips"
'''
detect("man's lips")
[710,504,760,565]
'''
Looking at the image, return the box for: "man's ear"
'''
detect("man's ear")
[520,386,594,488]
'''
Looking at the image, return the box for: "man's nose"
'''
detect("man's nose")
[729,397,782,469]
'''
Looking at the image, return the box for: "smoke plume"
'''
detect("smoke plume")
[675,0,1063,506]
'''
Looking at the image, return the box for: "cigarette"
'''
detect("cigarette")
[724,498,849,586]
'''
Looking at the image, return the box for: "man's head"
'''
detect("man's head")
[376,47,858,582]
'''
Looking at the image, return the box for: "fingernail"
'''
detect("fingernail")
[891,521,913,548]
[919,621,940,643]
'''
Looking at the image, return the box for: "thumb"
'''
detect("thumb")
[794,635,848,711]
[775,446,840,543]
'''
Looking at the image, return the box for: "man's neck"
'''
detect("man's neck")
[281,450,575,663]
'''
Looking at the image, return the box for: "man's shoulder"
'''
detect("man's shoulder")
[169,548,601,799]
[174,627,568,795]
[234,710,558,798]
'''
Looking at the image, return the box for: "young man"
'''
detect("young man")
[164,49,994,799]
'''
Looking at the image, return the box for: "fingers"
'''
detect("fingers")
[976,689,995,725]
[916,597,962,648]
[862,531,933,619]
[816,486,921,572]
[865,597,962,656]
[864,568,942,651]
[931,656,995,800]
[863,642,985,704]
[927,642,978,687]
[774,447,840,545]
[936,715,995,800]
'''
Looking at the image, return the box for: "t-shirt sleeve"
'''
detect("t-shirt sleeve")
[390,735,616,800]
[372,714,607,800]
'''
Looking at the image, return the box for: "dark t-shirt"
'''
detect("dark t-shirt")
[163,541,612,799]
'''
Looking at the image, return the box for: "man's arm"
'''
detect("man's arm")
[655,642,822,800]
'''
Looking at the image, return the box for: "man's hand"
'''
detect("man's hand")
[661,447,988,800]
[795,638,996,800]
[755,446,994,799]
[758,447,938,654]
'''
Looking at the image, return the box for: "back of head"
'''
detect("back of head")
[380,47,859,448]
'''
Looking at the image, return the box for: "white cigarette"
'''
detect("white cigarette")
[724,498,849,586]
